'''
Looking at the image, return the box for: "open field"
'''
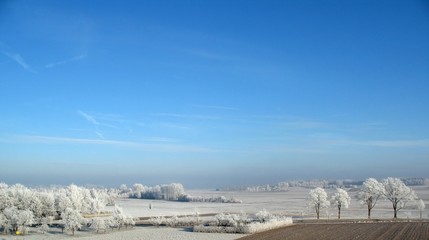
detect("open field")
[1,186,428,240]
[0,226,245,240]
[238,221,429,240]
[116,186,429,220]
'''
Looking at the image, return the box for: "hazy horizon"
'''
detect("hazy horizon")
[1,0,428,189]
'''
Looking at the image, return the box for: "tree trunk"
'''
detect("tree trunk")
[316,206,320,219]
[338,206,341,219]
[368,208,371,219]
[393,204,397,218]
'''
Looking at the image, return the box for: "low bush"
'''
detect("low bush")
[192,211,293,234]
[149,216,165,227]
[242,217,293,234]
[149,214,200,227]
[178,195,242,203]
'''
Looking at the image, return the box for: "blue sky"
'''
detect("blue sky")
[1,0,428,188]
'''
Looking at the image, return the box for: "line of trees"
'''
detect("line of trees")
[121,183,242,204]
[308,177,422,219]
[120,183,185,201]
[0,183,132,236]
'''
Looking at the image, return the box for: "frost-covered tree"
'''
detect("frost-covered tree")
[0,190,11,213]
[90,218,108,233]
[331,188,351,219]
[124,215,135,228]
[149,216,165,227]
[0,213,9,234]
[160,183,185,201]
[57,191,73,215]
[16,210,34,234]
[119,184,129,193]
[36,192,56,219]
[132,184,145,198]
[382,177,417,218]
[307,187,330,219]
[8,184,33,211]
[62,208,83,235]
[68,185,85,212]
[255,209,273,223]
[38,217,51,234]
[417,199,425,219]
[88,189,106,215]
[112,205,126,230]
[3,207,19,232]
[38,223,50,234]
[357,178,385,219]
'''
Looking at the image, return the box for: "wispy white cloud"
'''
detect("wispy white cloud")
[95,131,104,139]
[0,42,37,73]
[7,134,214,153]
[78,110,99,125]
[45,54,86,68]
[77,110,119,139]
[77,110,118,128]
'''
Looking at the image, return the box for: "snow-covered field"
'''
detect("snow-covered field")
[1,186,428,240]
[116,186,429,220]
[0,226,245,240]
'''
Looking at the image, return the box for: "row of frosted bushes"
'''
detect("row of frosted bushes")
[177,195,242,203]
[149,210,293,234]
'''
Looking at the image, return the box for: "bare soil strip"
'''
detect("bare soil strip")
[237,221,429,240]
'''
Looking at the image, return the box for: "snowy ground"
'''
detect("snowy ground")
[0,226,245,240]
[115,186,429,220]
[1,186,428,240]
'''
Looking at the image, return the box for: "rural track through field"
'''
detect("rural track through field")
[237,221,429,240]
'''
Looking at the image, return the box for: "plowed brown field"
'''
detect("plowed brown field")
[238,222,429,240]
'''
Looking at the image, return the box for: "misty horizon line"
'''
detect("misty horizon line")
[2,176,426,190]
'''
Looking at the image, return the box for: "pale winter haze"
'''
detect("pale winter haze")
[0,0,428,187]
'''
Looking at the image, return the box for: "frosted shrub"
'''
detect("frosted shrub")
[90,218,108,233]
[214,213,241,227]
[180,215,200,226]
[0,213,9,234]
[241,216,293,234]
[62,208,83,236]
[149,216,165,227]
[194,210,293,234]
[111,205,128,230]
[166,215,179,227]
[124,215,136,228]
[255,209,273,223]
[2,207,35,234]
[17,210,34,232]
[193,225,242,233]
[38,223,50,234]
[153,214,201,228]
[178,195,242,203]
